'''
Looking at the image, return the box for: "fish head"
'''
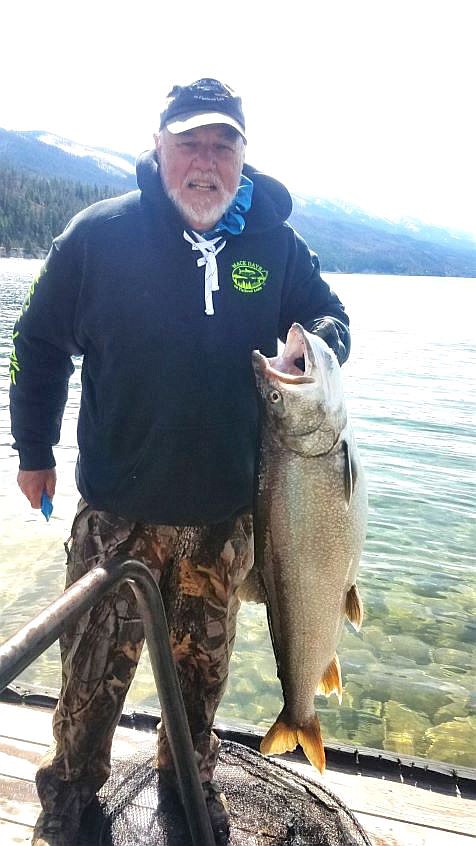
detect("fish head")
[252,323,347,455]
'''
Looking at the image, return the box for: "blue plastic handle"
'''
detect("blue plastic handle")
[41,491,53,521]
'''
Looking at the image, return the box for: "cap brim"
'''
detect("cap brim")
[165,111,246,141]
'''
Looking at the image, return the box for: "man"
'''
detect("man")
[10,78,351,845]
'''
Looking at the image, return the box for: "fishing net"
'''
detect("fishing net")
[78,740,371,845]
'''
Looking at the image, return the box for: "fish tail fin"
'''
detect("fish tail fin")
[346,583,364,631]
[260,712,326,774]
[317,654,343,704]
[260,711,298,757]
[297,716,326,773]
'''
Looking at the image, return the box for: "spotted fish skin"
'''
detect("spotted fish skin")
[251,323,367,772]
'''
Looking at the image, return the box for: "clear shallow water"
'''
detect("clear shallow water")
[0,258,474,767]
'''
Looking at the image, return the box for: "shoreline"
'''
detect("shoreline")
[0,252,475,278]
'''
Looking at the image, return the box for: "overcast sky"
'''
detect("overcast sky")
[2,0,475,235]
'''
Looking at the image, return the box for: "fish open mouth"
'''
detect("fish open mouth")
[253,324,315,384]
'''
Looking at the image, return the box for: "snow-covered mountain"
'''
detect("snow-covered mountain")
[292,192,476,248]
[33,132,136,179]
[0,127,137,189]
[1,127,475,275]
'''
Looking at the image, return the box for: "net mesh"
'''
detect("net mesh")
[78,741,371,845]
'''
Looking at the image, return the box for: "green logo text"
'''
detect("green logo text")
[232,261,268,294]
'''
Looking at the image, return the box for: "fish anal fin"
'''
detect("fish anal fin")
[317,655,343,704]
[260,714,298,757]
[346,583,364,631]
[297,716,326,773]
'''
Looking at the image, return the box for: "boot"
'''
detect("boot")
[159,770,230,844]
[31,809,82,846]
[33,759,97,846]
[202,780,230,845]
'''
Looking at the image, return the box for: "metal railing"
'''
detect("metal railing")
[0,555,215,846]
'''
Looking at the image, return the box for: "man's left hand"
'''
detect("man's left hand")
[308,317,349,365]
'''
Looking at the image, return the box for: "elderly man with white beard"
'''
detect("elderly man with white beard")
[10,78,351,845]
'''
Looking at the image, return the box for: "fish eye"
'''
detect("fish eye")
[268,389,282,404]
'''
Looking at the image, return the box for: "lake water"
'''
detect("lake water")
[0,257,474,768]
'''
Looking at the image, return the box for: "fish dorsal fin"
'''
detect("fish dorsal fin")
[317,654,342,704]
[346,583,364,631]
[342,439,358,507]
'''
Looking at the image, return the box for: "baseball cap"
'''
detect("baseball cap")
[159,78,246,142]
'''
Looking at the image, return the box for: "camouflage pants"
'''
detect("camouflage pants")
[36,500,254,814]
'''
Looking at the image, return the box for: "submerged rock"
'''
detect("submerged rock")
[378,634,432,665]
[416,618,468,650]
[383,700,431,756]
[232,677,255,696]
[359,697,383,718]
[361,625,385,652]
[425,718,476,766]
[433,701,469,724]
[434,647,474,671]
[340,648,379,672]
[319,706,385,749]
[359,669,464,718]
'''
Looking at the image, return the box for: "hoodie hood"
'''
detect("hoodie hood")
[135,149,293,236]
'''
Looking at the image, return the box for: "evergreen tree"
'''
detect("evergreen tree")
[0,166,124,256]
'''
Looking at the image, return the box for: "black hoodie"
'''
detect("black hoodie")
[10,152,350,524]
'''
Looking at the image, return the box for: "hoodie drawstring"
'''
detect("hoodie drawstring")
[183,230,227,316]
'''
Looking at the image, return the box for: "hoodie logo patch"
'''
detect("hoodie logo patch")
[232,261,269,294]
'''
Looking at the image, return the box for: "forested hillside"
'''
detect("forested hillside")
[290,204,476,276]
[1,144,476,275]
[0,166,125,256]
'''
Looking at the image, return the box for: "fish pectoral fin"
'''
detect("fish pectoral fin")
[343,440,353,506]
[342,439,358,507]
[297,717,326,773]
[317,655,343,704]
[238,565,267,604]
[260,715,298,757]
[346,583,364,631]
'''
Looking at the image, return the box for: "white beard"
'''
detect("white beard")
[167,184,235,231]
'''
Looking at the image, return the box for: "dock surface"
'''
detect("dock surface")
[0,701,474,845]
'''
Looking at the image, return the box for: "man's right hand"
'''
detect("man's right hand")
[17,468,57,509]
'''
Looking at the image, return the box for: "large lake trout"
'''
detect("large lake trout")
[249,323,367,773]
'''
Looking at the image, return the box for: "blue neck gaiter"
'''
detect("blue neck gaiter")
[203,174,254,238]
